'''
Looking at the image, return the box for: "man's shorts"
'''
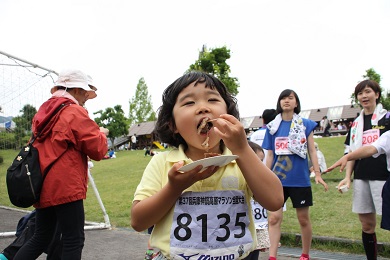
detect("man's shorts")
[352,180,385,215]
[381,179,390,230]
[283,187,313,208]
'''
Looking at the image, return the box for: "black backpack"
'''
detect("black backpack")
[6,103,68,208]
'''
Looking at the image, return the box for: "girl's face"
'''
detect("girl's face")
[256,150,265,162]
[280,93,297,112]
[172,81,227,154]
[357,86,379,111]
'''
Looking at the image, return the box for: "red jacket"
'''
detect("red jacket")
[32,97,108,208]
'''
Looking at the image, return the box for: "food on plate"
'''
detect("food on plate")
[204,152,221,158]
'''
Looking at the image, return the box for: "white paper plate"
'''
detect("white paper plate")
[178,155,239,172]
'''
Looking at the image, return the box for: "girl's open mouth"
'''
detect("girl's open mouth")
[197,118,213,134]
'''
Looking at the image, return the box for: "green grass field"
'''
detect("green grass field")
[1,135,389,255]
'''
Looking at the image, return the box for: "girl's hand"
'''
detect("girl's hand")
[325,156,348,173]
[337,178,351,190]
[167,161,219,192]
[315,176,329,191]
[212,114,247,153]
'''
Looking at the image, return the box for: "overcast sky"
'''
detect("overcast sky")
[1,0,390,118]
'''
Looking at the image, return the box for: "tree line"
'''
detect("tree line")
[1,46,389,151]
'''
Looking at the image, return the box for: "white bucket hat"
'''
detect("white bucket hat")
[51,69,97,99]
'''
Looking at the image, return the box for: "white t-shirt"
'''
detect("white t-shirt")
[250,128,266,146]
[317,150,327,172]
[372,130,390,171]
[250,128,269,164]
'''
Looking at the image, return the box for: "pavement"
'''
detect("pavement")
[0,207,387,260]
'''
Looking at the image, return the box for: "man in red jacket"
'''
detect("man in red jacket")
[14,69,109,260]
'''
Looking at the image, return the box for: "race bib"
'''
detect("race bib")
[275,137,293,155]
[170,190,253,259]
[250,199,268,229]
[362,129,380,146]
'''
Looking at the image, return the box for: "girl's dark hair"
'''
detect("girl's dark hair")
[248,141,264,154]
[354,80,382,104]
[154,71,239,148]
[276,89,301,114]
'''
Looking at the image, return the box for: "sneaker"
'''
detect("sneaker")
[299,255,309,260]
[144,249,154,260]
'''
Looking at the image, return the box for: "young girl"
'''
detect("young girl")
[327,130,390,232]
[246,141,271,260]
[131,71,283,259]
[262,89,328,260]
[338,80,389,260]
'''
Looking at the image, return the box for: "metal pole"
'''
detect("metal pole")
[88,170,111,229]
[0,169,112,238]
[0,50,58,75]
